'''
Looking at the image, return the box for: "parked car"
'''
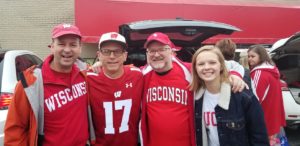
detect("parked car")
[0,50,42,109]
[270,32,300,129]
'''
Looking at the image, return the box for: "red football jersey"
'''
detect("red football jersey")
[87,66,144,146]
[142,62,194,146]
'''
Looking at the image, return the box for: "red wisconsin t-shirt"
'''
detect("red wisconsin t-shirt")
[87,66,143,146]
[144,63,193,146]
[42,56,89,146]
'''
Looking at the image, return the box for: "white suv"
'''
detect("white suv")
[270,32,300,129]
[0,50,42,109]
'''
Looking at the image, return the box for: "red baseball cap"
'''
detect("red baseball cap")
[144,32,173,48]
[51,23,82,39]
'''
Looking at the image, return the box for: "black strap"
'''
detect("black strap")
[19,72,28,88]
[37,63,43,69]
[38,134,44,146]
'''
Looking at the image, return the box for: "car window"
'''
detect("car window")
[0,52,5,92]
[28,54,43,65]
[125,46,198,67]
[275,55,300,70]
[125,48,147,67]
[175,47,197,62]
[15,54,41,80]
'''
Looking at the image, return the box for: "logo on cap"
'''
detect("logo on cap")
[144,32,173,48]
[51,23,81,39]
[63,24,71,28]
[110,33,118,39]
[98,32,127,49]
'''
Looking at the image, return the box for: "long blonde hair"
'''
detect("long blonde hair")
[189,45,230,92]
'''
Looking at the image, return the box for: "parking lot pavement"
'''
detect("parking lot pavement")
[286,127,300,146]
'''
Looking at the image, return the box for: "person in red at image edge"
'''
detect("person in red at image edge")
[87,32,143,146]
[4,23,95,146]
[247,45,286,144]
[139,32,247,146]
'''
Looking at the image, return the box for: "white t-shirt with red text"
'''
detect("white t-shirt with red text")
[203,90,220,146]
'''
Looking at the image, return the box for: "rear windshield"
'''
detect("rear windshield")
[275,55,300,70]
[276,54,300,86]
[126,46,198,67]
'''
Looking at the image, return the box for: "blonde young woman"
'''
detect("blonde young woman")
[189,45,269,146]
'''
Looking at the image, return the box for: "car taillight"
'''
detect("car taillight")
[280,80,290,91]
[0,93,13,109]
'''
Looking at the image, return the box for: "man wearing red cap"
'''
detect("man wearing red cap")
[4,23,95,146]
[87,32,143,146]
[140,32,246,146]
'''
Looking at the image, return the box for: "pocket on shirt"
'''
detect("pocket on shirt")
[225,118,245,131]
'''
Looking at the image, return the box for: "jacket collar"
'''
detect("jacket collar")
[195,82,231,110]
[251,62,274,72]
[42,55,81,85]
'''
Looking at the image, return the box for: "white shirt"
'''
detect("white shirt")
[203,90,220,146]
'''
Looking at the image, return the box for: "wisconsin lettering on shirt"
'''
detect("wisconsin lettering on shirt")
[146,86,188,105]
[204,112,217,126]
[45,81,87,112]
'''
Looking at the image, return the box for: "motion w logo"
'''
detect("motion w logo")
[114,91,122,98]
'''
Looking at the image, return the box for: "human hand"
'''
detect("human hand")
[89,61,102,73]
[229,75,249,93]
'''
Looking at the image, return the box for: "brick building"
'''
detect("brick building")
[0,0,78,60]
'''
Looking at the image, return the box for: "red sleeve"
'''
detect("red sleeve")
[230,71,243,79]
[140,73,150,146]
[4,82,32,145]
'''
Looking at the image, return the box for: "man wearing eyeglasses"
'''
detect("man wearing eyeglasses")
[140,32,247,146]
[86,32,143,146]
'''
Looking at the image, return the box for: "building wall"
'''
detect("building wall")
[1,0,298,61]
[0,0,76,60]
[82,43,98,65]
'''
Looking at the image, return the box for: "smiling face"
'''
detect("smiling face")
[98,41,127,78]
[146,41,173,73]
[50,34,82,73]
[195,50,222,85]
[189,46,229,92]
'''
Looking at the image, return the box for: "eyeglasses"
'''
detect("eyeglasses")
[100,48,125,57]
[146,47,170,55]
